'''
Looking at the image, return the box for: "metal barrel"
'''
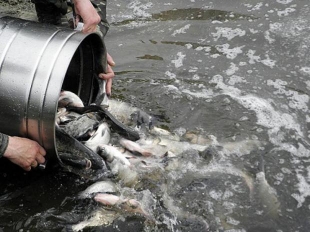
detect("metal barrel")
[0,16,106,160]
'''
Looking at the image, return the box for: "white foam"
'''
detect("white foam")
[249,28,259,34]
[226,216,240,226]
[246,49,261,64]
[223,190,234,200]
[195,46,204,51]
[274,172,284,185]
[171,52,186,68]
[277,7,296,17]
[192,74,200,80]
[300,67,310,75]
[267,79,309,112]
[185,43,193,49]
[276,0,294,4]
[210,75,302,136]
[291,173,310,208]
[211,20,223,24]
[216,44,244,60]
[246,50,276,68]
[209,190,223,200]
[172,24,191,37]
[182,88,214,99]
[228,75,246,86]
[260,55,276,68]
[165,71,176,79]
[189,66,198,73]
[245,2,263,11]
[226,63,239,76]
[127,0,152,18]
[210,54,221,58]
[212,27,246,41]
[165,85,179,92]
[264,31,276,44]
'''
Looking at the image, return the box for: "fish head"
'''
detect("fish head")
[97,145,114,163]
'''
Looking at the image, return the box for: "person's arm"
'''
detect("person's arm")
[73,0,101,33]
[1,134,46,171]
[73,0,115,96]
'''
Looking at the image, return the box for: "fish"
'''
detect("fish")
[60,112,100,140]
[58,90,84,108]
[254,155,280,218]
[94,193,151,219]
[56,107,68,125]
[71,208,118,232]
[144,137,208,156]
[78,180,118,198]
[65,105,140,141]
[84,122,111,152]
[148,126,180,141]
[55,126,108,174]
[71,193,151,232]
[94,79,109,107]
[94,193,120,206]
[97,144,131,167]
[107,99,140,125]
[58,153,92,170]
[56,109,81,125]
[130,110,154,130]
[108,100,156,130]
[119,138,152,157]
[97,145,139,186]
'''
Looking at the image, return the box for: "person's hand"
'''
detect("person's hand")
[73,0,101,33]
[99,53,115,96]
[72,1,116,95]
[3,136,46,171]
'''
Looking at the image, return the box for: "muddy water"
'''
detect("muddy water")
[1,0,310,231]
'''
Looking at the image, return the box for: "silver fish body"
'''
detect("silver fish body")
[58,90,84,108]
[254,156,280,218]
[60,113,100,140]
[78,180,118,198]
[84,122,111,152]
[98,144,131,166]
[119,138,152,157]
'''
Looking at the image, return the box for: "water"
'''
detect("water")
[1,0,310,231]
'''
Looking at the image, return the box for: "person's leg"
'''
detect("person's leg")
[31,0,68,25]
[91,0,109,36]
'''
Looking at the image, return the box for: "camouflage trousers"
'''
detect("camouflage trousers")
[30,0,109,36]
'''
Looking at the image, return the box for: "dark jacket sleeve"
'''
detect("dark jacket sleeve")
[0,133,9,158]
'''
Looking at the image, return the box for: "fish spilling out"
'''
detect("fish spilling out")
[53,89,277,231]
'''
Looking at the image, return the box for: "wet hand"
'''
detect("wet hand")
[3,136,46,171]
[73,0,101,33]
[99,53,115,96]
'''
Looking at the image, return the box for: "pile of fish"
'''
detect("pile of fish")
[54,89,280,231]
[55,89,140,176]
[55,89,214,179]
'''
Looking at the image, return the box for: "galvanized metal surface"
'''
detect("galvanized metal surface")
[0,16,106,159]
